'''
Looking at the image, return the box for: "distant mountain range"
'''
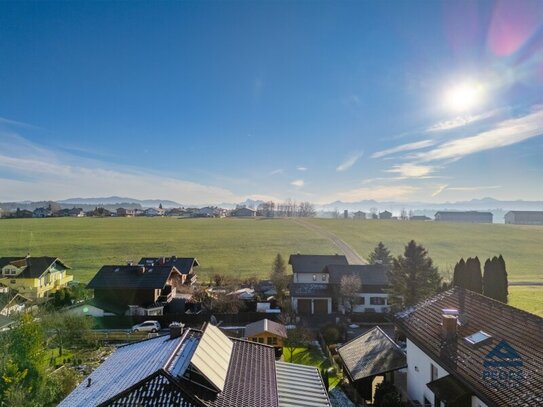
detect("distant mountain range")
[58,196,181,208]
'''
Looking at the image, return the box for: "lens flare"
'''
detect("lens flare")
[444,82,484,112]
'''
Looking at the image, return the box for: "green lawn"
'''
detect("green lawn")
[508,286,543,316]
[0,217,336,282]
[307,219,543,283]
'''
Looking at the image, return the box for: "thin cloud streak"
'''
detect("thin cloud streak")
[425,109,501,133]
[432,184,502,197]
[415,106,543,162]
[336,151,363,172]
[269,168,284,175]
[323,185,419,203]
[386,163,436,178]
[371,140,434,159]
[297,166,307,171]
[290,179,304,187]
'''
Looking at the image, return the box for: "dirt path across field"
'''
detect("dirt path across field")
[293,218,367,265]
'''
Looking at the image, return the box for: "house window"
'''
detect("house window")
[356,297,365,305]
[312,274,317,281]
[322,274,326,281]
[431,363,438,381]
[370,297,386,305]
[267,337,278,345]
[257,337,264,343]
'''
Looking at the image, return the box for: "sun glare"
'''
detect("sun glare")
[444,82,484,112]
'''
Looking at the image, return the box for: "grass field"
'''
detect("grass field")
[1,216,541,315]
[0,217,336,283]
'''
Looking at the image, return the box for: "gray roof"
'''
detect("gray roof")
[87,265,180,289]
[275,361,331,407]
[288,254,348,274]
[59,334,186,406]
[290,283,332,298]
[505,210,543,215]
[138,257,199,275]
[245,319,287,339]
[0,256,69,279]
[338,326,406,381]
[325,264,389,286]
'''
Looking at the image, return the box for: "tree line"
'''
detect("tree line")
[256,199,316,217]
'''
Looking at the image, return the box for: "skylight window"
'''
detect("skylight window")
[464,330,492,345]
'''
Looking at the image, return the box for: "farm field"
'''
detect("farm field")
[0,217,336,283]
[1,216,541,315]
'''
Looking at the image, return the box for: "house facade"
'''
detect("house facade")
[244,318,287,348]
[504,210,543,225]
[434,211,493,223]
[289,254,390,315]
[395,287,543,407]
[379,210,392,220]
[0,256,73,300]
[231,207,257,217]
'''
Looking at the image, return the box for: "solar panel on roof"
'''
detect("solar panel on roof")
[190,324,233,392]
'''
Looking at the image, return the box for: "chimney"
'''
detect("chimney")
[169,322,184,339]
[138,265,146,274]
[87,378,92,387]
[441,314,457,342]
[159,257,166,265]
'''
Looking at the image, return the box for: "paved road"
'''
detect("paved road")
[293,219,367,265]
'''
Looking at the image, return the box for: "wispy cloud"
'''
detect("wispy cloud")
[269,168,284,175]
[372,140,434,159]
[426,109,501,133]
[336,151,363,172]
[0,132,239,204]
[297,166,307,171]
[415,106,543,162]
[290,179,304,187]
[386,163,436,178]
[432,184,502,197]
[0,116,41,130]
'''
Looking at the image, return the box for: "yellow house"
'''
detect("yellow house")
[245,318,288,348]
[0,256,73,300]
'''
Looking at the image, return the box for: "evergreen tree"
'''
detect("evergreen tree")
[270,254,289,304]
[387,240,441,308]
[452,258,466,287]
[368,242,393,266]
[483,256,508,303]
[469,256,483,293]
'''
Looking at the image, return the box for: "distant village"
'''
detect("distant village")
[1,200,543,224]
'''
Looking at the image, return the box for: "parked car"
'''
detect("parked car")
[131,320,161,333]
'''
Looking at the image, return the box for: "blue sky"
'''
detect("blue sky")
[1,0,542,204]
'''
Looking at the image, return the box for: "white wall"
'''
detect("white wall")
[406,339,448,406]
[294,272,328,283]
[352,293,389,313]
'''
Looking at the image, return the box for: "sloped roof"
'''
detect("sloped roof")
[87,265,180,289]
[288,254,348,273]
[338,326,406,381]
[290,283,332,298]
[138,257,199,274]
[245,319,287,339]
[394,287,543,407]
[325,264,389,286]
[59,326,280,407]
[275,361,331,407]
[0,256,69,279]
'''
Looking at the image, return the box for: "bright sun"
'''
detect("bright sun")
[444,82,484,112]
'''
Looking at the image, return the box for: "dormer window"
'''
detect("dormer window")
[322,274,326,281]
[312,274,317,281]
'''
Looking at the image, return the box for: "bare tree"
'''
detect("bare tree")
[340,274,362,315]
[283,327,312,362]
[298,201,316,217]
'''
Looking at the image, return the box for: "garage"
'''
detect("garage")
[313,299,329,315]
[297,299,312,314]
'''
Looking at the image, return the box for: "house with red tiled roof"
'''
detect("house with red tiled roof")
[394,287,543,407]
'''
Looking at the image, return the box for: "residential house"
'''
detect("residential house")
[338,326,406,401]
[244,318,287,348]
[165,207,189,217]
[59,323,331,407]
[394,287,543,407]
[353,211,366,219]
[289,254,348,315]
[504,210,543,225]
[325,264,390,313]
[116,207,136,217]
[379,210,392,220]
[33,206,52,218]
[138,256,199,285]
[194,206,225,218]
[0,256,73,300]
[87,263,186,316]
[231,207,257,217]
[69,207,85,217]
[434,211,493,223]
[144,207,165,217]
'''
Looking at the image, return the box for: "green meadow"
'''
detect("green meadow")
[1,217,541,315]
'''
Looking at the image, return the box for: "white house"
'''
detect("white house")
[395,287,542,407]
